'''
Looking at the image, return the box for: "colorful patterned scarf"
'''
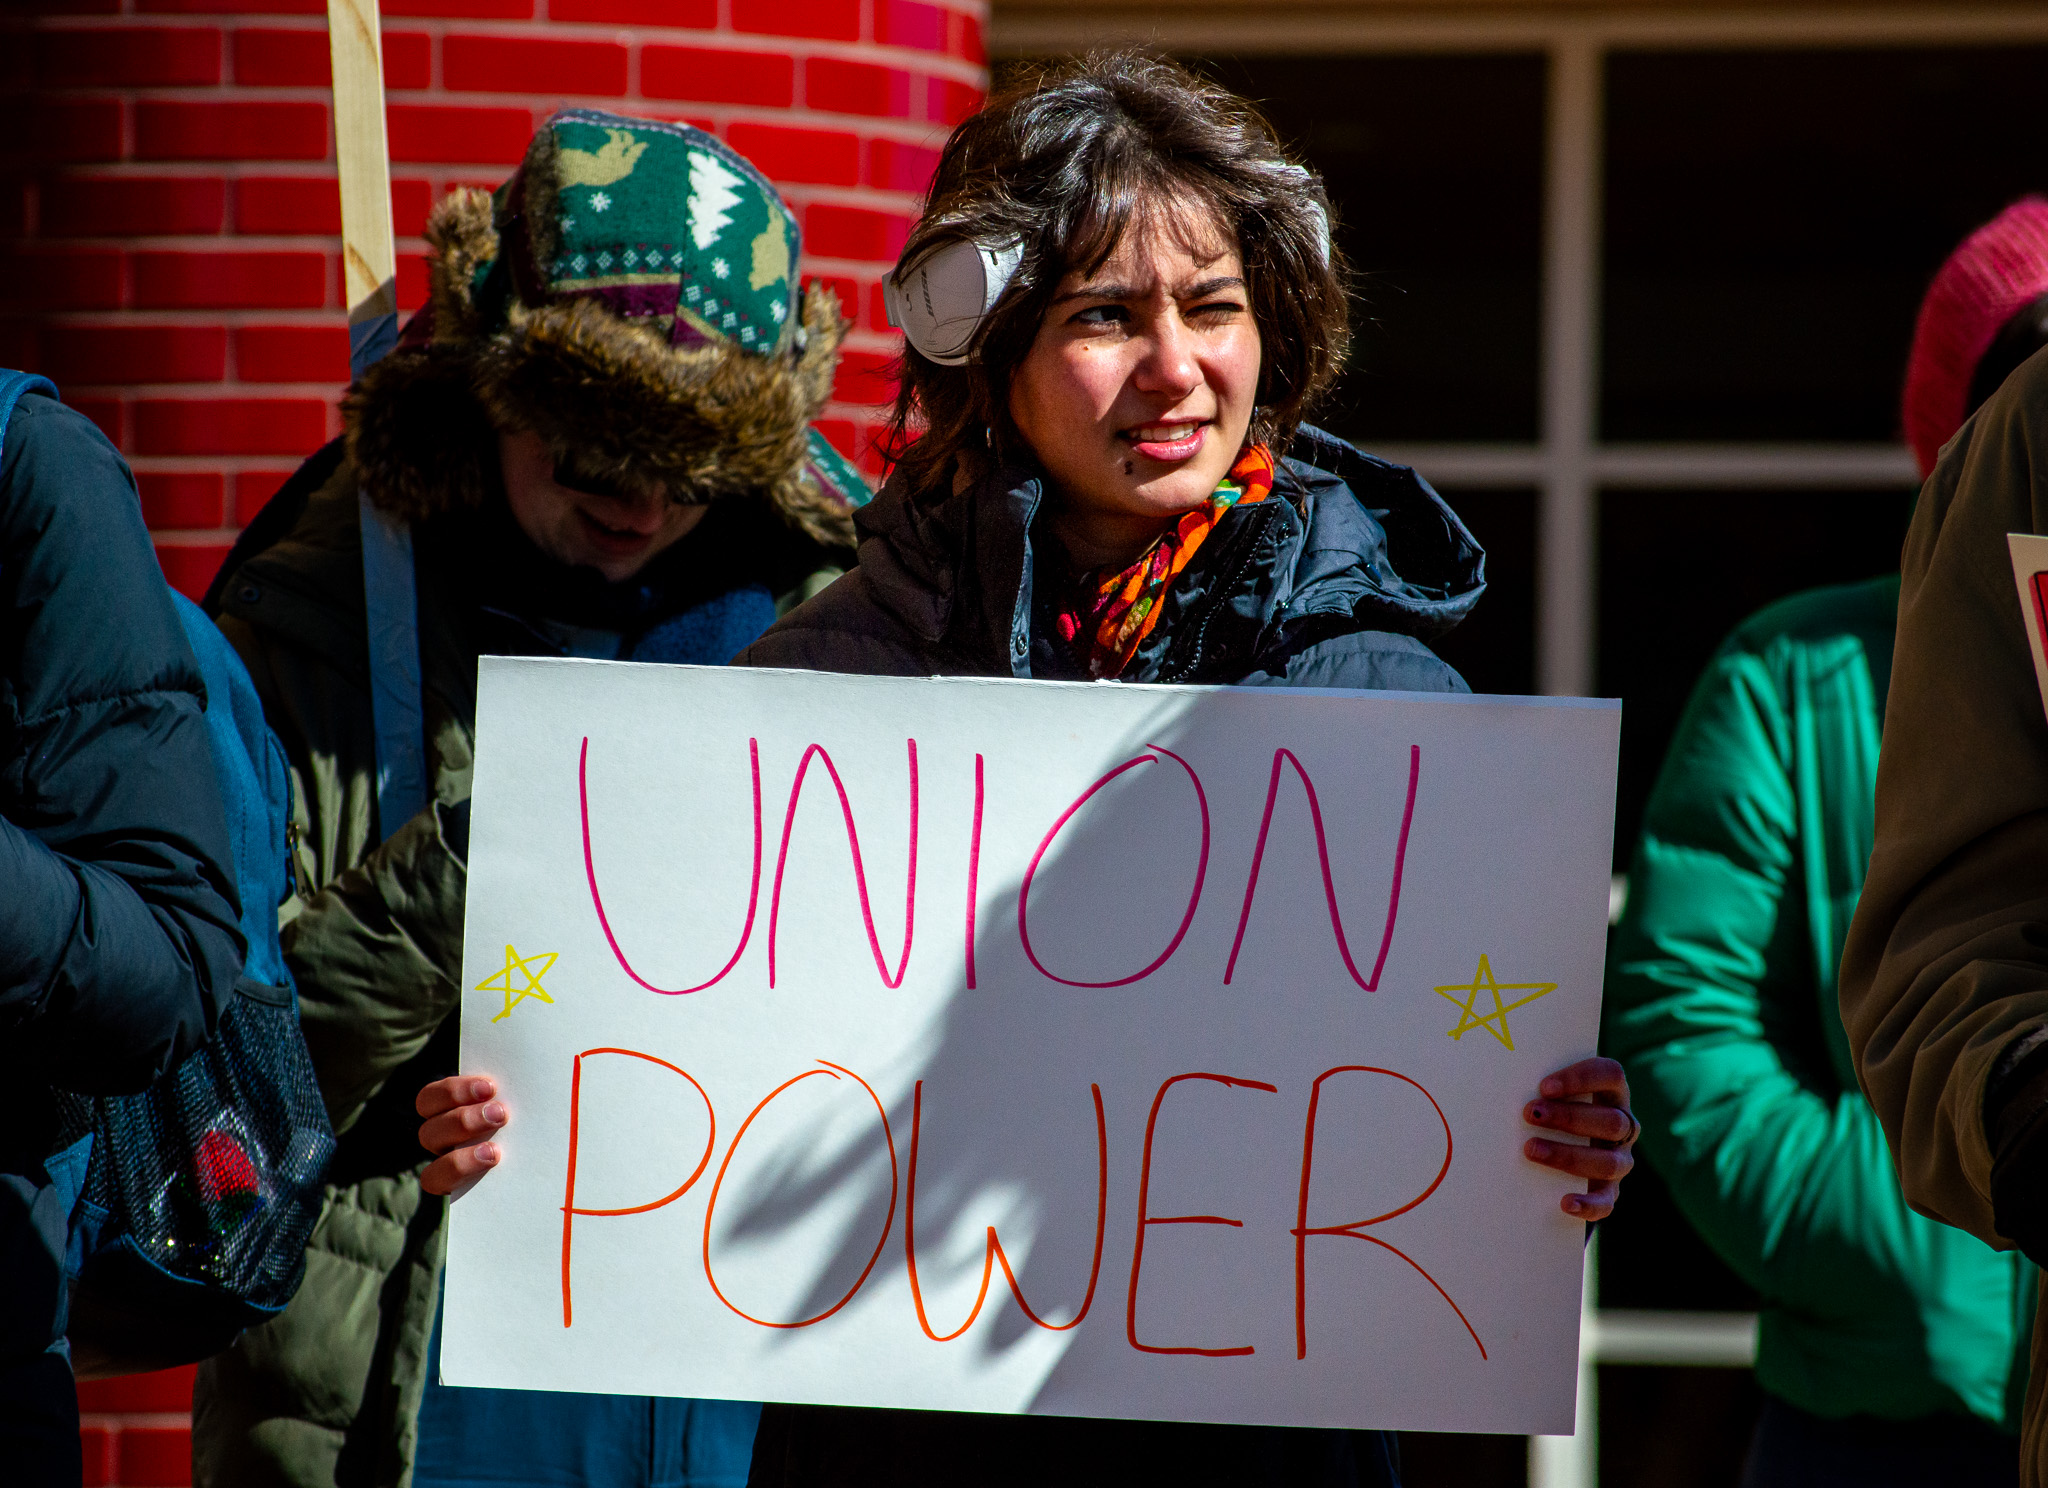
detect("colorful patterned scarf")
[1055,443,1276,679]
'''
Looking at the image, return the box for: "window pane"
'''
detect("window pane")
[1186,54,1546,442]
[1599,486,1912,862]
[1603,46,2048,441]
[1424,487,1536,695]
[1597,1365,1761,1488]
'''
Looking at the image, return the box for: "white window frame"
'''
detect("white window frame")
[993,10,2048,1484]
[991,5,2048,696]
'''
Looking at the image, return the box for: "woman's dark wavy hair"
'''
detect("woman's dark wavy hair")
[881,51,1350,495]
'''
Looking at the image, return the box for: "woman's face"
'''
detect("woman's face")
[498,430,705,584]
[1007,205,1262,570]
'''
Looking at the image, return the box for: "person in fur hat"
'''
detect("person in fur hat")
[189,109,862,1488]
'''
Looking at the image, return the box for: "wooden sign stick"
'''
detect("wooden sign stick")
[327,0,398,379]
[328,0,426,836]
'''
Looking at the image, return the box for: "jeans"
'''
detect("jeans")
[413,1289,762,1488]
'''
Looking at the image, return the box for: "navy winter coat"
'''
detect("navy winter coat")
[0,393,244,1367]
[735,425,1484,1488]
[739,425,1482,691]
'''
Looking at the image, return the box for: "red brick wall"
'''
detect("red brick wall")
[5,0,985,600]
[8,3,981,1478]
[77,1366,197,1488]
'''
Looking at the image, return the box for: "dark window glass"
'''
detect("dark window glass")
[1599,486,1912,864]
[1604,46,2048,441]
[1424,487,1536,695]
[1182,54,1546,442]
[1599,1159,1758,1314]
[1396,1431,1528,1488]
[1596,1364,1761,1488]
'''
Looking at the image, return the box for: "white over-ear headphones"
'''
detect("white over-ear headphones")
[881,200,1331,364]
[882,237,1024,366]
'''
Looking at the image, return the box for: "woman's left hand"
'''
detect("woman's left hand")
[1523,1056,1636,1221]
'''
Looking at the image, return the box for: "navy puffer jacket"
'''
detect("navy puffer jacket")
[0,393,244,1368]
[738,424,1482,690]
[735,424,1483,1488]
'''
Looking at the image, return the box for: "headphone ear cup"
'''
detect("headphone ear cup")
[885,237,1022,366]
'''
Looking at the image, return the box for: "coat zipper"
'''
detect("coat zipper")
[1160,503,1279,683]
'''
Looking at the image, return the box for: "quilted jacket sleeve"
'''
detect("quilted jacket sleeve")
[0,394,244,1093]
[1607,642,1937,1318]
[1840,345,2048,1256]
[281,800,469,1137]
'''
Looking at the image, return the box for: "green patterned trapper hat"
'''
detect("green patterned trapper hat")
[343,108,866,541]
[511,109,802,357]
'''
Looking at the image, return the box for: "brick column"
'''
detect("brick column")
[5,0,984,600]
[5,3,982,1478]
[76,1365,197,1488]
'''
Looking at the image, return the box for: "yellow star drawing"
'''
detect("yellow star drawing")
[1434,954,1556,1050]
[478,944,558,1024]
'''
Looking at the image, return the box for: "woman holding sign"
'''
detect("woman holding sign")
[423,52,1636,1486]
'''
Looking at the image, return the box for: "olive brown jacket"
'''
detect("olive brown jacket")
[1841,343,2048,1484]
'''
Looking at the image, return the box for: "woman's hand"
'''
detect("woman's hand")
[418,1074,507,1198]
[1523,1056,1637,1221]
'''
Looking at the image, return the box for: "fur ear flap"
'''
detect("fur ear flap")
[344,347,496,523]
[769,465,860,549]
[425,188,499,344]
[766,287,860,547]
[788,281,849,425]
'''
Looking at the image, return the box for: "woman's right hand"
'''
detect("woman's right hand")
[418,1074,507,1198]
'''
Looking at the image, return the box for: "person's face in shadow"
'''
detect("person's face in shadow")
[1007,201,1263,574]
[498,429,707,583]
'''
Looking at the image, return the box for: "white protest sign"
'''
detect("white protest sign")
[445,659,1620,1435]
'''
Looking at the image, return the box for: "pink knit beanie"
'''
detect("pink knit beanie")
[1902,197,2048,477]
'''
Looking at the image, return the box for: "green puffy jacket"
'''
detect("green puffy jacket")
[1604,574,2033,1426]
